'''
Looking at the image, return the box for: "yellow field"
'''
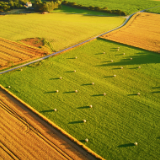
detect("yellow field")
[0,37,47,70]
[100,12,160,53]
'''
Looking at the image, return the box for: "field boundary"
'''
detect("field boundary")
[0,84,105,160]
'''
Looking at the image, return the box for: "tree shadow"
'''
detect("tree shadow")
[68,121,83,124]
[40,109,54,113]
[77,106,90,109]
[118,143,135,148]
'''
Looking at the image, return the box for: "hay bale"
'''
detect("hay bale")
[137,93,140,96]
[85,138,89,142]
[134,142,138,146]
[123,53,125,55]
[138,66,141,69]
[92,82,94,85]
[111,60,113,62]
[89,105,93,108]
[103,93,106,96]
[74,70,76,72]
[113,75,116,77]
[130,58,133,60]
[75,90,78,93]
[56,90,59,93]
[8,86,10,88]
[121,67,123,69]
[83,119,86,123]
[54,108,57,112]
[59,77,62,79]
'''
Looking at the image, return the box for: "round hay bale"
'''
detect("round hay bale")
[8,86,10,88]
[123,53,125,55]
[113,75,116,77]
[92,82,94,85]
[83,119,86,123]
[137,93,140,96]
[134,142,138,146]
[59,77,62,79]
[103,93,106,96]
[75,90,78,93]
[54,108,57,112]
[130,58,133,60]
[89,105,92,108]
[121,67,123,69]
[138,66,141,69]
[56,90,59,93]
[85,138,89,142]
[74,70,76,72]
[111,60,113,62]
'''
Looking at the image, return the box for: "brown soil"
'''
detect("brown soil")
[0,87,101,160]
[0,37,49,71]
[21,38,44,48]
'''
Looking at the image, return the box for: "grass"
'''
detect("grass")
[1,39,160,159]
[65,0,160,14]
[0,12,125,51]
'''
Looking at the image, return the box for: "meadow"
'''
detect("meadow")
[100,12,160,54]
[66,0,160,14]
[1,39,160,159]
[0,12,125,51]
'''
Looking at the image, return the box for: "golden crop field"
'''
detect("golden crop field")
[100,12,160,53]
[0,37,47,70]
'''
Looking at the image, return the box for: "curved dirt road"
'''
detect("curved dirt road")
[0,87,100,160]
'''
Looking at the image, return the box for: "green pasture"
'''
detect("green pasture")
[0,12,124,51]
[66,0,160,14]
[1,39,160,159]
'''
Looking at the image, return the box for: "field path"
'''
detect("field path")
[0,87,99,160]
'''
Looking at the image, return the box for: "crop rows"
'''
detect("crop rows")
[0,37,46,70]
[100,12,160,53]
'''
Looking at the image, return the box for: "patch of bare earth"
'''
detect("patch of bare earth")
[0,37,49,71]
[0,87,100,160]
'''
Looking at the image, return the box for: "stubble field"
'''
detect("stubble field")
[0,37,46,70]
[100,12,160,53]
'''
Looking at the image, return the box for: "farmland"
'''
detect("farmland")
[65,0,160,14]
[0,13,125,51]
[0,37,46,70]
[100,12,160,53]
[1,39,160,159]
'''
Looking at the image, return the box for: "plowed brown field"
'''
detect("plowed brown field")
[0,87,99,160]
[100,12,160,53]
[0,37,48,70]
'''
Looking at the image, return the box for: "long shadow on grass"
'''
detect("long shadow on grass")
[128,94,138,96]
[49,78,59,80]
[45,91,57,93]
[151,91,160,93]
[92,94,104,96]
[77,106,90,109]
[152,87,160,89]
[40,109,54,113]
[63,91,76,94]
[81,83,92,86]
[96,51,160,66]
[118,143,135,147]
[68,121,83,124]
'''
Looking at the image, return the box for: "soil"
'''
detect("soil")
[21,38,44,48]
[0,87,99,160]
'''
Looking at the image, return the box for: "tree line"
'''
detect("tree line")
[0,0,62,13]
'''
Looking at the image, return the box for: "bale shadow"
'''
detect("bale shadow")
[66,58,76,59]
[128,94,138,96]
[91,94,104,96]
[65,71,75,73]
[157,137,160,139]
[49,78,59,80]
[63,91,76,94]
[151,91,160,93]
[68,121,83,124]
[45,91,57,93]
[81,83,92,86]
[152,87,160,89]
[95,52,104,55]
[79,140,86,143]
[118,143,135,147]
[112,68,121,70]
[104,76,114,78]
[77,106,90,109]
[40,109,54,113]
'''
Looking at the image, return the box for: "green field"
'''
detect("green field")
[1,39,160,159]
[0,12,124,51]
[66,0,160,14]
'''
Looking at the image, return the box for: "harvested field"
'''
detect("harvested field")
[0,86,100,160]
[100,12,160,53]
[0,37,48,70]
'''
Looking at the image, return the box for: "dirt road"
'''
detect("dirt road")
[0,87,100,160]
